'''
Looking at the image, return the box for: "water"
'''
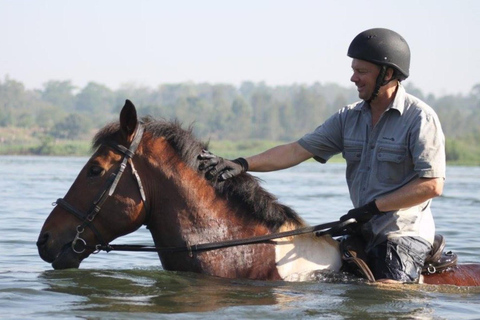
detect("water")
[1,155,480,319]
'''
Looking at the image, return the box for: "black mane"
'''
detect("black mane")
[93,116,304,231]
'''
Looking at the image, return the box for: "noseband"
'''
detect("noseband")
[54,124,146,254]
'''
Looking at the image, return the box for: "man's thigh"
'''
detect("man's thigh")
[367,236,431,282]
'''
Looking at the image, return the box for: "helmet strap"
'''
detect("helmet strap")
[366,65,387,103]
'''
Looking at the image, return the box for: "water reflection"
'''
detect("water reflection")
[40,267,463,318]
[38,268,294,313]
[335,284,432,318]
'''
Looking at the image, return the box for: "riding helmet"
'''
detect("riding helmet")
[347,28,410,80]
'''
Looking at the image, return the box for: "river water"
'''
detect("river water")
[1,155,480,319]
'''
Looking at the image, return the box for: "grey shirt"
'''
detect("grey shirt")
[298,84,445,248]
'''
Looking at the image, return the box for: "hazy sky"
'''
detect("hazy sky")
[1,0,479,96]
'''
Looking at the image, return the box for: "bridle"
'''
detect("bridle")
[54,123,146,254]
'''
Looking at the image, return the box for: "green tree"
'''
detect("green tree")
[36,105,67,130]
[225,96,252,140]
[206,84,236,138]
[0,76,29,126]
[41,80,76,111]
[249,86,273,138]
[113,83,154,114]
[292,86,327,135]
[75,82,115,126]
[277,99,296,140]
[50,113,92,140]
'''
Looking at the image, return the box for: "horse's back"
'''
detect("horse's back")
[423,264,480,286]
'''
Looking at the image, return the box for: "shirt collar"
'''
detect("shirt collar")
[390,83,406,115]
[356,82,406,115]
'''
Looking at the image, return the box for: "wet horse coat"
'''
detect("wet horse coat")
[37,100,480,285]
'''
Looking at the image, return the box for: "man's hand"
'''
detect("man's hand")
[340,200,383,223]
[198,150,248,181]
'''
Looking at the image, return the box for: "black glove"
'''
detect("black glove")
[198,150,249,181]
[340,200,382,223]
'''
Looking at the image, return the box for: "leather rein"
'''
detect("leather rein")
[96,219,355,254]
[54,123,354,256]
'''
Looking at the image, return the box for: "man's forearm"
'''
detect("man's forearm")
[375,177,444,212]
[246,142,313,172]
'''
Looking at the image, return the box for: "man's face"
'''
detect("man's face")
[350,59,381,101]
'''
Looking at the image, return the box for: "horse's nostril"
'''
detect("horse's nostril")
[36,232,49,247]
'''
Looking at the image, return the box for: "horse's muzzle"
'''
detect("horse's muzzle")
[37,232,81,269]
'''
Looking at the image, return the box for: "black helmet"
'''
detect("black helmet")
[347,28,410,80]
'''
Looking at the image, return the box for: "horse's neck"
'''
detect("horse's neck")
[145,160,283,277]
[145,156,270,247]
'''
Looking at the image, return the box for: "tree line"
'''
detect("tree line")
[1,75,479,163]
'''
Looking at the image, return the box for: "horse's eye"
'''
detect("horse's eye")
[88,165,105,177]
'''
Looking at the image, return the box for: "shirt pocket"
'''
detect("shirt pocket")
[376,146,407,184]
[343,144,363,182]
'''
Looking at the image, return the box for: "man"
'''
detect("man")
[199,28,446,283]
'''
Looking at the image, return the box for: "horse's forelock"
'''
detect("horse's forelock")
[92,116,304,231]
[92,121,120,150]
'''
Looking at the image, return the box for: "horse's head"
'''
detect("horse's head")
[37,100,149,269]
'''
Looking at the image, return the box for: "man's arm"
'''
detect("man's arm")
[375,177,444,212]
[246,141,314,172]
[198,142,314,181]
[341,176,444,222]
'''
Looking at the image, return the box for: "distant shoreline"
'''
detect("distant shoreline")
[1,139,478,166]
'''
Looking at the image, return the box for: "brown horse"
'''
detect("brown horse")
[37,100,480,286]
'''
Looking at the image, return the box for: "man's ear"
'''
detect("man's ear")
[384,67,395,82]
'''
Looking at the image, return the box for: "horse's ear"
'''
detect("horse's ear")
[120,99,138,141]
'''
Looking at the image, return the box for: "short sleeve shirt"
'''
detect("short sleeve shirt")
[298,84,445,248]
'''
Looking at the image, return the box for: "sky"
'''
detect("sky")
[1,0,479,97]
